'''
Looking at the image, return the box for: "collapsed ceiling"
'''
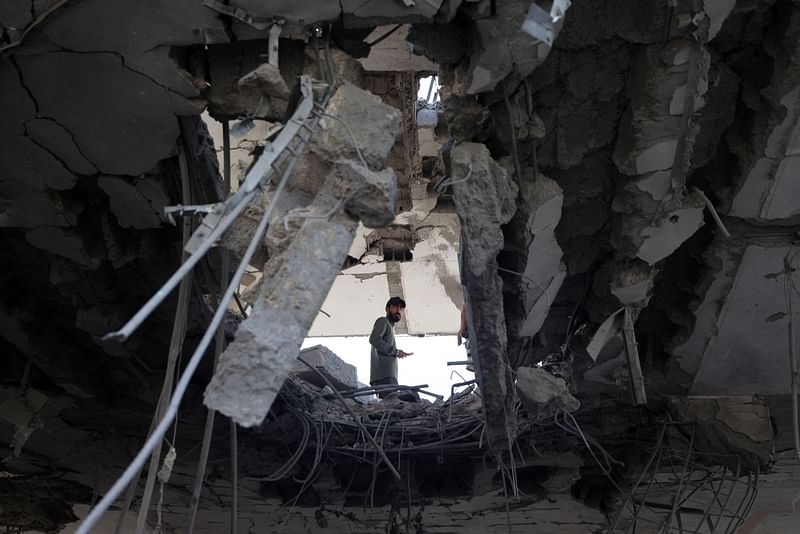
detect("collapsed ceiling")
[2,0,800,532]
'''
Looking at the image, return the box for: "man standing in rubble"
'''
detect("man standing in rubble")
[369,296,413,398]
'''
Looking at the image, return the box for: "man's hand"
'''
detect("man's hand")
[397,350,413,358]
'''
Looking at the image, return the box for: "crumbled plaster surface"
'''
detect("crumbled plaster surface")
[670,395,773,470]
[451,141,518,454]
[516,366,579,421]
[517,175,567,337]
[679,244,800,395]
[727,5,800,222]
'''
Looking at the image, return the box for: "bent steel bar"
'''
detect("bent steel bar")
[78,141,307,534]
[103,76,318,343]
[231,75,315,203]
[102,189,257,343]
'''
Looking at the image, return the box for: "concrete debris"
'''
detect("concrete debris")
[670,396,773,470]
[98,175,168,229]
[516,366,579,421]
[609,260,656,307]
[204,306,306,427]
[4,1,800,530]
[727,5,800,222]
[39,0,225,54]
[237,62,291,100]
[206,39,304,120]
[521,0,571,47]
[223,81,401,266]
[204,213,358,427]
[334,159,397,227]
[310,81,402,170]
[341,0,445,28]
[451,143,517,277]
[451,141,517,453]
[612,189,706,266]
[540,466,582,494]
[586,308,624,362]
[459,0,551,94]
[304,46,368,89]
[205,84,400,426]
[517,175,567,337]
[613,40,711,177]
[441,93,488,141]
[675,243,800,396]
[219,0,339,39]
[291,345,359,390]
[491,86,546,145]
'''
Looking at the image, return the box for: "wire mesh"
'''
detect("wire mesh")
[610,421,759,534]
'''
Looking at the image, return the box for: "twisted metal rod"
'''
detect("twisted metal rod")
[77,137,306,534]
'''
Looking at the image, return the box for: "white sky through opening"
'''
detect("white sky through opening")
[302,335,472,398]
[417,75,440,103]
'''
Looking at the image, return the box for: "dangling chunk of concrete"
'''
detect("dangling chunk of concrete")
[291,345,359,391]
[335,159,397,228]
[516,366,580,421]
[451,142,518,454]
[205,200,395,426]
[310,81,402,170]
[669,396,773,470]
[221,79,402,264]
[238,63,291,100]
[204,206,359,427]
[204,84,401,427]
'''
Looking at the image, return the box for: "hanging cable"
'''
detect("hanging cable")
[103,76,320,344]
[365,24,403,47]
[502,79,523,187]
[131,134,195,534]
[76,138,306,534]
[187,120,235,534]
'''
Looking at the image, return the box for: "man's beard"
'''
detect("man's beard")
[387,312,401,324]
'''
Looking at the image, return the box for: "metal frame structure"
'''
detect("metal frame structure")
[610,421,759,534]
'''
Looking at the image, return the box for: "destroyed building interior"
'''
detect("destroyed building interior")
[2,0,800,533]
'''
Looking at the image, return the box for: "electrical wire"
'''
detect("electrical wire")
[502,79,523,187]
[316,110,370,170]
[187,119,234,534]
[365,24,403,47]
[125,134,195,534]
[297,356,402,480]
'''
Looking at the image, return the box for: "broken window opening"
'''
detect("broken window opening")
[417,74,440,104]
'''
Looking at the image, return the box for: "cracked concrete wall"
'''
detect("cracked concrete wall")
[674,238,800,395]
[726,3,800,223]
[0,0,233,409]
[663,1,800,396]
